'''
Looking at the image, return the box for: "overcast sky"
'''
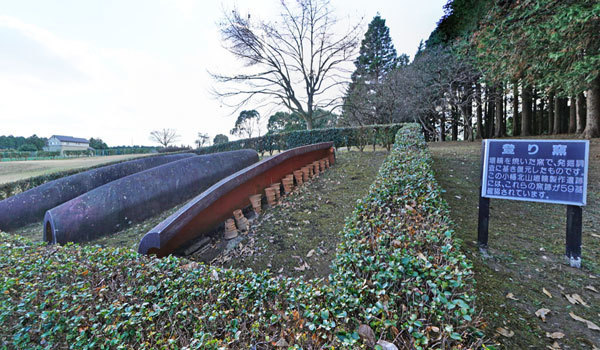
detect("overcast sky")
[0,0,446,147]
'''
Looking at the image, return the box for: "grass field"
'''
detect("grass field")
[0,154,151,184]
[429,136,600,349]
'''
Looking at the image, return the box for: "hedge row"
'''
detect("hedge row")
[0,123,482,349]
[197,124,404,156]
[94,148,157,156]
[0,151,61,161]
[1,149,156,161]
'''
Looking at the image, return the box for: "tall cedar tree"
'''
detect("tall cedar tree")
[344,15,398,125]
[352,15,398,84]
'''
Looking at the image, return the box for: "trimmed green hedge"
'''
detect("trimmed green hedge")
[0,151,61,161]
[0,123,482,349]
[196,124,404,156]
[63,150,93,157]
[94,148,157,156]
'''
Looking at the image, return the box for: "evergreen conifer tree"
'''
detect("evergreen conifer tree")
[343,15,399,125]
[351,15,398,84]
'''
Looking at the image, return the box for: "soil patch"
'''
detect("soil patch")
[201,150,389,279]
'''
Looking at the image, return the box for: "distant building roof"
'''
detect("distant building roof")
[51,135,89,144]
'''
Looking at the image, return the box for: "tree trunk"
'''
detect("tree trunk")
[548,92,554,133]
[538,97,545,135]
[561,98,569,133]
[576,92,586,134]
[553,97,561,134]
[467,97,474,141]
[521,85,532,136]
[440,111,446,141]
[486,87,495,138]
[494,84,504,137]
[476,84,483,139]
[512,82,519,136]
[451,106,458,141]
[532,89,537,135]
[461,101,470,141]
[583,76,600,139]
[503,92,507,136]
[306,117,313,130]
[569,97,576,133]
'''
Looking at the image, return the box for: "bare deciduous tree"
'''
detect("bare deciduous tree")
[149,129,180,148]
[212,0,361,129]
[195,133,210,148]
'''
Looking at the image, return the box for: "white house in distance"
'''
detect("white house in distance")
[44,135,90,154]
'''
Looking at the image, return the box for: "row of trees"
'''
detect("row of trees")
[385,0,598,141]
[0,135,109,151]
[0,135,47,151]
[211,0,598,141]
[342,0,598,141]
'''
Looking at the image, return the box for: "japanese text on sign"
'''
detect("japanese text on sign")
[481,139,589,206]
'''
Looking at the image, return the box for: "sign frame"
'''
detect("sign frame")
[481,139,589,206]
[477,139,589,268]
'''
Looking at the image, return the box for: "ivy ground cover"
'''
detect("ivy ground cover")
[0,123,482,349]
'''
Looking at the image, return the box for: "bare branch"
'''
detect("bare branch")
[212,0,361,129]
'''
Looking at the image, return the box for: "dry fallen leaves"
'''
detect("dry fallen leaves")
[585,285,599,294]
[547,341,561,350]
[569,312,600,331]
[306,249,315,258]
[506,292,519,301]
[496,327,514,338]
[294,262,310,271]
[545,332,565,339]
[542,288,553,298]
[564,293,589,307]
[535,308,551,322]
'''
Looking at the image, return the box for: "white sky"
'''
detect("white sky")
[0,0,446,147]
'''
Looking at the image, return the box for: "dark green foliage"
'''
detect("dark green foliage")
[267,111,307,133]
[230,110,261,138]
[0,135,47,151]
[0,151,60,161]
[0,124,481,348]
[352,15,399,83]
[267,109,337,133]
[63,150,93,157]
[95,147,156,156]
[472,0,600,96]
[16,144,37,152]
[343,15,403,126]
[426,0,492,47]
[89,138,108,149]
[157,146,192,153]
[213,134,229,145]
[197,124,404,156]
